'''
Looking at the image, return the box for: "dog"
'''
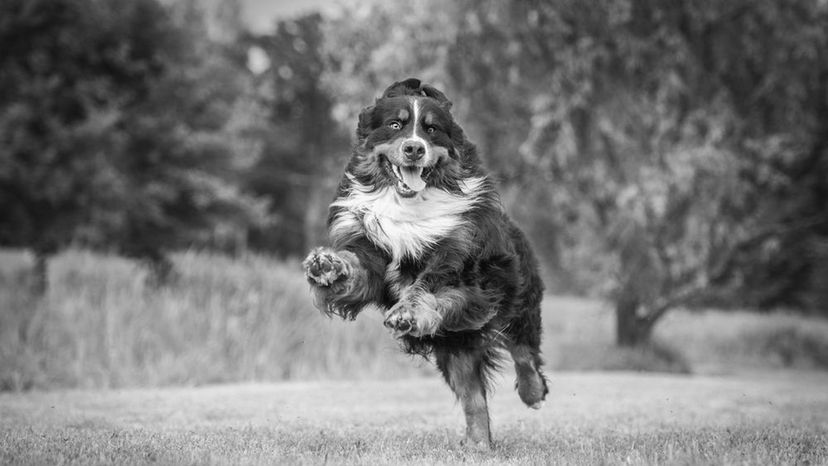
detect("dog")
[302,78,547,449]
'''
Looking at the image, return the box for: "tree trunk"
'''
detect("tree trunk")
[31,251,49,296]
[615,294,653,347]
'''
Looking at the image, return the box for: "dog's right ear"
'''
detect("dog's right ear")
[356,105,375,141]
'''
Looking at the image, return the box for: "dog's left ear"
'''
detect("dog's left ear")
[421,85,452,111]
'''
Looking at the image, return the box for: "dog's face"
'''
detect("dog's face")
[352,79,470,198]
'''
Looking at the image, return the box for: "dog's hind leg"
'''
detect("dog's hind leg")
[435,348,492,449]
[508,343,548,409]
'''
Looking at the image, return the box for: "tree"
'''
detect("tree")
[321,0,828,346]
[243,13,348,256]
[503,0,828,344]
[0,0,268,290]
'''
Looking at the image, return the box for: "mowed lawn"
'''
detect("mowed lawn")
[2,371,827,465]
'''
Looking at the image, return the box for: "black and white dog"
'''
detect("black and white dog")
[303,78,547,448]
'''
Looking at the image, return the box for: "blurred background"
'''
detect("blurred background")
[1,0,827,391]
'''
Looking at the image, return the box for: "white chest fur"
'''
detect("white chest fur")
[330,177,484,261]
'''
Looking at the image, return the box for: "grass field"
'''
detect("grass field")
[2,371,827,464]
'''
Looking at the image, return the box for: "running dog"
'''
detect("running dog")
[303,78,547,448]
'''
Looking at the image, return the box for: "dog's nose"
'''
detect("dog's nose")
[402,140,425,161]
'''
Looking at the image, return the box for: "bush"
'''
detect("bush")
[742,325,828,370]
[658,309,828,372]
[554,341,691,374]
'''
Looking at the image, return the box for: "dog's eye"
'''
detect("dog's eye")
[426,127,436,134]
[388,121,402,130]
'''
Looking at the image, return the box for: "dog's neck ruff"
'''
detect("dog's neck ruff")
[330,175,486,261]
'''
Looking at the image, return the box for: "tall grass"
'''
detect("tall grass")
[0,249,430,390]
[2,249,827,390]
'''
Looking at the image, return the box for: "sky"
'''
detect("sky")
[240,0,341,33]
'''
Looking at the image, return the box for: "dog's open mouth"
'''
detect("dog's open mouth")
[392,163,425,193]
[388,161,433,198]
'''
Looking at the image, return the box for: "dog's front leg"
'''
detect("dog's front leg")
[383,240,498,336]
[382,287,443,337]
[303,246,384,319]
[383,285,496,337]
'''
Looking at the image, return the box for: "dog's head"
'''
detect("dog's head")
[351,78,478,198]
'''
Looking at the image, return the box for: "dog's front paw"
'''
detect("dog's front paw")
[383,293,441,337]
[303,247,349,287]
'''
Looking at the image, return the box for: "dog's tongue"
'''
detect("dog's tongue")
[400,167,426,192]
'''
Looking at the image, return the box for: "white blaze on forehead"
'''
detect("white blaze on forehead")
[381,97,430,194]
[408,97,429,152]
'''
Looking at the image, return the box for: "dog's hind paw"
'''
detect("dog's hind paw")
[303,248,349,287]
[515,365,549,409]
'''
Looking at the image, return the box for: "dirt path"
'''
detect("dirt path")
[2,371,827,464]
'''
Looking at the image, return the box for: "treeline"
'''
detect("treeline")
[0,0,345,287]
[1,0,827,337]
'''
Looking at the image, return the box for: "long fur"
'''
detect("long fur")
[303,78,548,447]
[330,175,487,262]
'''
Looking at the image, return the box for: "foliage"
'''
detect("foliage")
[0,0,268,279]
[319,0,828,344]
[241,14,350,256]
[1,0,826,344]
[499,0,828,340]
